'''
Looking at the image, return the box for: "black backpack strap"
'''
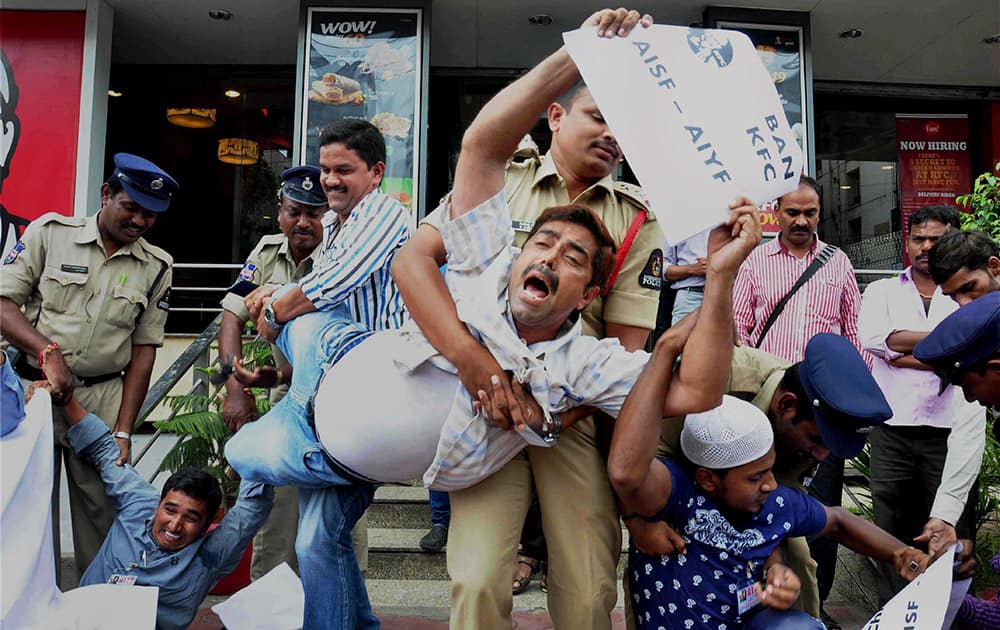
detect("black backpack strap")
[754,245,838,349]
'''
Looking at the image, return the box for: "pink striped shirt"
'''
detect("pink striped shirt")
[733,236,867,364]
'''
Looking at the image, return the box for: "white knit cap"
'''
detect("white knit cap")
[680,395,774,469]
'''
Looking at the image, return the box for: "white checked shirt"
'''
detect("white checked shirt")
[400,191,649,490]
[299,189,411,331]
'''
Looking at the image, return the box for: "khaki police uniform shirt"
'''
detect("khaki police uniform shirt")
[658,346,816,489]
[220,232,323,400]
[504,151,662,338]
[1,212,172,377]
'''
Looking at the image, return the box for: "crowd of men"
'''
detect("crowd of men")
[2,7,999,630]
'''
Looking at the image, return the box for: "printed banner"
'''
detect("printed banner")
[0,10,85,260]
[896,114,971,265]
[862,546,955,630]
[301,8,423,215]
[564,24,803,244]
[718,23,808,235]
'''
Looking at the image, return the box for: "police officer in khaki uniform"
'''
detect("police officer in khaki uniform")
[217,165,368,581]
[437,20,663,629]
[0,153,176,580]
[630,334,892,623]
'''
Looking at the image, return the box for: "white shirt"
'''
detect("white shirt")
[315,191,649,491]
[858,268,986,523]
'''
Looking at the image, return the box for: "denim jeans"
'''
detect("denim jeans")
[226,307,378,629]
[670,287,704,325]
[744,607,825,629]
[428,490,450,527]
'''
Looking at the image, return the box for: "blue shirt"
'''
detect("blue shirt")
[629,459,827,629]
[663,229,708,290]
[69,414,273,630]
[299,189,411,331]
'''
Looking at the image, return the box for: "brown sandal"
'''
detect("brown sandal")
[512,557,539,594]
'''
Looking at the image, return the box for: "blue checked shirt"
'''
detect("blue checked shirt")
[70,415,273,630]
[299,189,411,330]
[402,191,650,490]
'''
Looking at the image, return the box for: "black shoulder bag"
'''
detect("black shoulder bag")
[753,245,838,349]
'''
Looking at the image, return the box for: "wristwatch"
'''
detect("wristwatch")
[262,302,283,331]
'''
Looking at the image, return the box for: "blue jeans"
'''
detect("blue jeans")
[671,287,704,325]
[429,490,450,527]
[744,607,825,629]
[226,307,378,629]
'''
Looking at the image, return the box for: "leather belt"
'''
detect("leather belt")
[14,355,122,387]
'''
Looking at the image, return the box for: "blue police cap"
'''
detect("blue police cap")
[112,153,178,213]
[797,333,892,459]
[279,165,326,207]
[913,292,1000,394]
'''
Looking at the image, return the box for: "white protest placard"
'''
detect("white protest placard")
[564,25,804,244]
[212,562,305,629]
[862,545,955,630]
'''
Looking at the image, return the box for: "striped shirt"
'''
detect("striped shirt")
[733,235,866,364]
[403,192,649,490]
[298,190,411,331]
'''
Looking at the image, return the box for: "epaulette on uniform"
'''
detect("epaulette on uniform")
[613,181,657,222]
[138,238,174,265]
[32,212,86,229]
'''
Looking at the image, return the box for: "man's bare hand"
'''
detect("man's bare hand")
[221,385,259,432]
[583,7,653,37]
[757,563,801,610]
[244,284,280,321]
[893,545,931,581]
[25,380,54,403]
[627,519,687,556]
[114,437,131,467]
[231,357,280,389]
[691,257,708,276]
[954,539,976,580]
[454,343,523,430]
[40,348,75,406]
[914,517,958,558]
[707,197,763,275]
[475,373,544,433]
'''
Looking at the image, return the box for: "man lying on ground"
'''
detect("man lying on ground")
[26,381,273,630]
[608,347,934,628]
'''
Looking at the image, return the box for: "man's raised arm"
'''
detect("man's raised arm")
[392,8,652,424]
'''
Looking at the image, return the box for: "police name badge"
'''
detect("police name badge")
[108,573,138,586]
[511,220,534,233]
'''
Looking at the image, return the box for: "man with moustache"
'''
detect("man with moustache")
[0,153,176,580]
[217,165,368,581]
[393,11,663,628]
[732,175,866,625]
[858,205,984,603]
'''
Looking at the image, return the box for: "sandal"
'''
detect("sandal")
[539,572,548,593]
[512,557,539,595]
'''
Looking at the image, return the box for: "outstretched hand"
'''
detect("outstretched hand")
[914,517,958,559]
[231,357,280,389]
[583,8,653,37]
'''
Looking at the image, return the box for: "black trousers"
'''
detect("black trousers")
[806,456,844,603]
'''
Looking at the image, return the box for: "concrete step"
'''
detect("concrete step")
[365,527,631,581]
[369,485,432,529]
[365,578,626,611]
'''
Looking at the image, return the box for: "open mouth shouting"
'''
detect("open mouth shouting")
[519,264,558,305]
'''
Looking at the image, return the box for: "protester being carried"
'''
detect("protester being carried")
[608,379,932,628]
[24,380,273,630]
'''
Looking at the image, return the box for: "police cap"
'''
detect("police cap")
[279,165,326,207]
[112,153,179,213]
[913,292,1000,394]
[797,333,892,459]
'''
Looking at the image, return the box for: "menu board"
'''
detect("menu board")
[300,8,423,213]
